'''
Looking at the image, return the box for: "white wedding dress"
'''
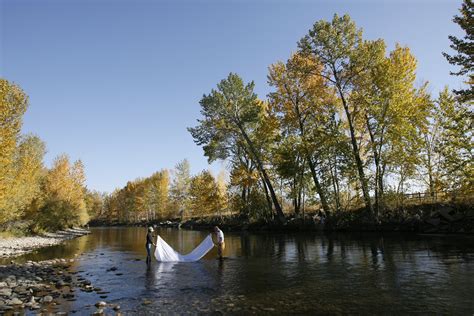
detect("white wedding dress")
[154,234,215,262]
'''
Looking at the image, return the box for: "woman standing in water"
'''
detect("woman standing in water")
[146,227,156,264]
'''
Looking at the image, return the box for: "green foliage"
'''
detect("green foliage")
[443,0,473,101]
[188,73,286,223]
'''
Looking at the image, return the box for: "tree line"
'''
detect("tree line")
[189,12,472,224]
[0,79,98,233]
[96,159,229,223]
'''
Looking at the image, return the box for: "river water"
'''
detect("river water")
[3,227,474,314]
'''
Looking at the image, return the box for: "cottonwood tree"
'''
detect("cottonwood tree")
[0,79,29,224]
[38,155,89,230]
[352,44,431,214]
[298,14,378,216]
[188,73,286,223]
[268,53,337,215]
[170,159,191,218]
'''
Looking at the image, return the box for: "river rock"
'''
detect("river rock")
[42,295,53,303]
[0,288,12,297]
[8,297,23,305]
[30,303,41,310]
[93,308,104,315]
[95,301,107,307]
[113,305,121,311]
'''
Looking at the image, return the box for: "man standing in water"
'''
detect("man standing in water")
[213,226,225,259]
[146,227,156,265]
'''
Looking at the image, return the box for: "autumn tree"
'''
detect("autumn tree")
[268,52,338,215]
[352,44,431,214]
[37,155,89,230]
[188,170,220,217]
[298,14,378,216]
[170,159,191,218]
[188,73,286,223]
[0,79,29,224]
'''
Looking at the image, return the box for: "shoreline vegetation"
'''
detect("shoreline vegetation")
[90,201,474,235]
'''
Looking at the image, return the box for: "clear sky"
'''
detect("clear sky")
[0,0,465,193]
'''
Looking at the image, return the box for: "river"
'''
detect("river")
[3,227,474,314]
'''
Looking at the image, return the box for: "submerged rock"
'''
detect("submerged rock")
[95,301,107,308]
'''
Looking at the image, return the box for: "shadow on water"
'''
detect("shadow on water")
[3,227,474,314]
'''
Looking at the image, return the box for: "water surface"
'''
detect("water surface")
[4,227,474,314]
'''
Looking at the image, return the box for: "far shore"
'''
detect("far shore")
[89,203,474,235]
[0,228,90,259]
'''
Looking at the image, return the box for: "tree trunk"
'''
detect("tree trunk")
[293,102,331,215]
[237,123,286,224]
[307,157,330,215]
[338,88,373,216]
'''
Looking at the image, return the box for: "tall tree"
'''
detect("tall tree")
[352,44,431,213]
[170,159,191,218]
[268,52,335,215]
[443,0,473,101]
[188,73,286,223]
[0,79,29,224]
[298,14,380,216]
[435,88,473,193]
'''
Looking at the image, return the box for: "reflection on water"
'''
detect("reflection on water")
[3,227,474,314]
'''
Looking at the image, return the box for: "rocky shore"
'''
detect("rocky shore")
[0,228,90,258]
[0,258,120,314]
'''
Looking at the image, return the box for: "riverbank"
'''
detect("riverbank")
[0,228,90,259]
[0,258,117,314]
[91,202,474,235]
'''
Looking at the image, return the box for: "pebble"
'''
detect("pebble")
[95,301,107,307]
[42,295,53,303]
[113,305,121,311]
[0,288,12,296]
[9,297,23,305]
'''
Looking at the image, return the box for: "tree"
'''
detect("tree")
[298,14,378,216]
[147,170,170,219]
[38,155,89,230]
[170,159,191,218]
[188,73,286,223]
[268,52,336,215]
[443,0,473,101]
[435,88,473,193]
[352,44,431,213]
[0,79,29,224]
[188,170,220,217]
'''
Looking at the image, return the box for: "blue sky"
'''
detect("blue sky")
[0,0,465,193]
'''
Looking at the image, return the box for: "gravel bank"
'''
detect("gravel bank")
[0,258,113,314]
[0,228,90,258]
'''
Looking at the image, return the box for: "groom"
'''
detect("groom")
[213,226,225,259]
